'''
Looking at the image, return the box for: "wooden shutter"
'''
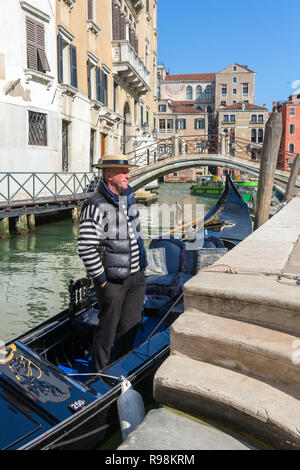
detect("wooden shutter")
[36,22,50,71]
[70,45,78,88]
[112,2,120,40]
[87,0,93,20]
[120,12,126,40]
[26,17,50,72]
[26,17,38,70]
[101,70,108,106]
[57,34,63,83]
[96,66,101,102]
[87,60,91,99]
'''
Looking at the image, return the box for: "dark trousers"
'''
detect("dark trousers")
[92,270,146,372]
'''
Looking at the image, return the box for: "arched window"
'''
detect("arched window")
[205,85,212,100]
[258,128,264,143]
[196,85,202,100]
[186,86,193,100]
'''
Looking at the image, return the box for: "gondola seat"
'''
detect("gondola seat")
[144,236,227,314]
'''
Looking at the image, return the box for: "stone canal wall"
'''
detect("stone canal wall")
[153,193,300,449]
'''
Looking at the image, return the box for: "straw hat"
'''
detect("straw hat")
[94,154,135,169]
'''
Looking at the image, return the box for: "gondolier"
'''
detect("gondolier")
[78,155,147,371]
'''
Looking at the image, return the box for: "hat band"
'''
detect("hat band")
[101,159,129,166]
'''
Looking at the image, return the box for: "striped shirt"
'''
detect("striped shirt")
[78,198,140,284]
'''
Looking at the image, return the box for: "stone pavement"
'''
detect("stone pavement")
[152,194,300,450]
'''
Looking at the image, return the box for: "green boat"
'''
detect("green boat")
[191,179,258,203]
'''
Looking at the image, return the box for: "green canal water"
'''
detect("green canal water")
[0,183,215,342]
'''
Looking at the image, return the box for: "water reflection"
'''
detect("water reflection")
[0,183,214,342]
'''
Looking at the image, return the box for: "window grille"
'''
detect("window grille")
[28,111,47,146]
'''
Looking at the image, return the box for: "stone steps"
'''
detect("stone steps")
[154,355,300,450]
[171,311,300,392]
[183,272,300,336]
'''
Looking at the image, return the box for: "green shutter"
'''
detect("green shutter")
[57,34,63,83]
[70,45,77,88]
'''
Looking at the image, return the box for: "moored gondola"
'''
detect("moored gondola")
[0,176,252,450]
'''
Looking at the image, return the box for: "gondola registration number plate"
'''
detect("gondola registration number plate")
[68,399,88,413]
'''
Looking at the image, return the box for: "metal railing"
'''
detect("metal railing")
[0,172,101,205]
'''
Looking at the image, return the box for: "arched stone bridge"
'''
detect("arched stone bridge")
[129,153,298,195]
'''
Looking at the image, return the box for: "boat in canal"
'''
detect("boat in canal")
[190,177,258,204]
[0,176,252,450]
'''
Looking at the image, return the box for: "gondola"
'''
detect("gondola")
[0,176,252,451]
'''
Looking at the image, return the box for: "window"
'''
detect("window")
[196,85,202,100]
[220,101,227,106]
[159,119,166,130]
[233,77,237,83]
[158,104,167,112]
[194,118,205,129]
[258,115,264,123]
[176,118,186,130]
[26,17,50,73]
[58,33,78,88]
[290,107,296,116]
[290,124,296,135]
[167,119,174,130]
[28,111,47,146]
[257,128,264,143]
[251,129,257,143]
[221,85,227,96]
[242,83,249,96]
[186,86,193,100]
[251,115,257,123]
[224,115,235,123]
[289,143,295,153]
[232,88,237,95]
[87,0,94,20]
[233,65,237,71]
[205,85,212,100]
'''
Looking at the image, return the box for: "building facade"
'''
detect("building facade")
[157,62,259,181]
[0,0,59,172]
[274,95,300,172]
[217,102,269,162]
[0,0,158,173]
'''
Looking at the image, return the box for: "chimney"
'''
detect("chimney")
[272,101,277,111]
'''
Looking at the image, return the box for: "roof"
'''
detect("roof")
[219,102,268,111]
[164,73,215,82]
[172,105,202,114]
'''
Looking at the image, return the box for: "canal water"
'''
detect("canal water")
[0,183,215,343]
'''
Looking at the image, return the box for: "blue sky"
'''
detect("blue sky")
[157,0,300,110]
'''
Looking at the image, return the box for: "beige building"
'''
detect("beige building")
[215,63,255,109]
[157,62,263,180]
[56,0,158,172]
[217,102,269,162]
[157,99,209,181]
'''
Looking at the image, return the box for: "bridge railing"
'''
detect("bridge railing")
[0,172,101,205]
[127,133,256,169]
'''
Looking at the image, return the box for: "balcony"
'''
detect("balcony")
[112,40,150,97]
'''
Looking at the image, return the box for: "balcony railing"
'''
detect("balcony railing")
[112,40,150,96]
